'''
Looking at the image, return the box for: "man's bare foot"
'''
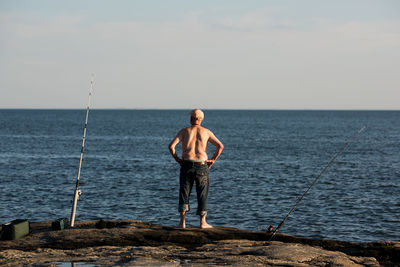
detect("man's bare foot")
[177,222,186,228]
[178,212,186,228]
[199,215,212,229]
[200,222,213,229]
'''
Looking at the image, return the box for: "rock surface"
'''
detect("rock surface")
[0,220,398,266]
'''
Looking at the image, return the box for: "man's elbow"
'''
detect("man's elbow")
[219,143,224,151]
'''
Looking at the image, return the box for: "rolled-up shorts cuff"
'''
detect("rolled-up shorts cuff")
[179,204,189,213]
[196,210,207,216]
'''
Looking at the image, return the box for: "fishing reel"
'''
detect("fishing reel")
[266,225,274,233]
[258,225,275,233]
[70,189,82,204]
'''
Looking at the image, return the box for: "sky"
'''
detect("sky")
[0,0,399,109]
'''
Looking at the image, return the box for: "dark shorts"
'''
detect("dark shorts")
[178,160,210,216]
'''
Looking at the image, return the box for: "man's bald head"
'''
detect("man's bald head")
[190,109,204,125]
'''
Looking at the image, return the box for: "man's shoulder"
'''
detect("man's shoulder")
[177,128,187,134]
[199,126,214,136]
[178,127,192,135]
[180,127,192,132]
[182,125,207,130]
[181,125,213,135]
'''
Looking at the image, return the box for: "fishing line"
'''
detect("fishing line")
[70,74,94,227]
[268,126,366,240]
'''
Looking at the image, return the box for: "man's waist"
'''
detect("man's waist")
[182,159,207,165]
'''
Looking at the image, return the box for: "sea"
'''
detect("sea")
[0,109,399,242]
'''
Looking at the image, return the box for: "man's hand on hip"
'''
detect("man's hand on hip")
[206,159,215,169]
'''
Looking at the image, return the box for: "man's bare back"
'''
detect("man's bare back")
[178,125,218,161]
[169,110,223,169]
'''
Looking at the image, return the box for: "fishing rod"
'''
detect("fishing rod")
[70,75,94,227]
[268,126,366,240]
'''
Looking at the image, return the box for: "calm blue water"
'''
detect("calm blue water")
[0,110,399,242]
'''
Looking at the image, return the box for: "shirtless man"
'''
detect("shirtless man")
[169,109,224,229]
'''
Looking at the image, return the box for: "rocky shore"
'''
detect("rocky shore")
[0,220,399,266]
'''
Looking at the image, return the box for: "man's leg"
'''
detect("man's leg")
[195,166,212,229]
[178,165,194,228]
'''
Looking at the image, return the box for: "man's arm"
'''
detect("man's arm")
[207,131,224,168]
[169,131,183,164]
